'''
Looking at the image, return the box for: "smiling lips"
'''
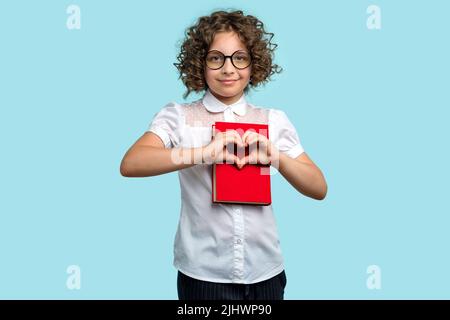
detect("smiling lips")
[219,79,238,85]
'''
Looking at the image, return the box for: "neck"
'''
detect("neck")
[209,90,243,105]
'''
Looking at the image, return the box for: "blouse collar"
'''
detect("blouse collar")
[202,89,247,116]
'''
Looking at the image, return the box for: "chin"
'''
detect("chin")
[213,86,244,96]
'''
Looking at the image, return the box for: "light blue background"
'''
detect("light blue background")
[0,0,449,299]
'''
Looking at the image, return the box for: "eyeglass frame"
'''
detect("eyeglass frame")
[205,50,252,70]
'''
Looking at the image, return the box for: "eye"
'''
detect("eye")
[206,51,223,62]
[234,53,250,61]
[207,54,223,62]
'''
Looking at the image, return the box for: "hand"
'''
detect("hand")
[202,130,246,168]
[241,130,276,167]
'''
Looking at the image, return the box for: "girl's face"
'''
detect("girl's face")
[204,31,251,105]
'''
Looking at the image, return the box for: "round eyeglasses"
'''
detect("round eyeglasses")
[205,50,252,70]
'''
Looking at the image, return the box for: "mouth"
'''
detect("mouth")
[219,79,238,85]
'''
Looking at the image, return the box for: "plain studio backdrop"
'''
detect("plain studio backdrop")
[0,0,449,299]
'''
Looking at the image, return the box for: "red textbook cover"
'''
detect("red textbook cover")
[212,121,271,206]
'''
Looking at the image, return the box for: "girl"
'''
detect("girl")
[120,10,327,300]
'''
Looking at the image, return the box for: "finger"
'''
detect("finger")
[227,130,244,145]
[216,130,237,141]
[258,151,271,165]
[243,154,255,165]
[258,139,269,153]
[242,131,257,146]
[222,146,245,169]
[234,155,245,170]
[244,152,258,165]
[259,138,273,157]
[257,135,269,148]
[223,134,245,149]
[241,131,251,145]
[222,130,244,147]
[247,136,259,148]
[241,129,254,140]
[242,155,249,166]
[224,152,241,167]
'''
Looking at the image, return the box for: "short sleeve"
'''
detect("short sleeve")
[269,109,305,159]
[147,102,184,148]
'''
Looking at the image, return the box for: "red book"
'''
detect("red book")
[212,121,271,206]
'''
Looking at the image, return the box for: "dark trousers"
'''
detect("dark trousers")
[177,270,287,300]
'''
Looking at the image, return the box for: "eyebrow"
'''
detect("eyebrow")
[208,49,248,53]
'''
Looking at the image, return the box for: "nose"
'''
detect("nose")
[222,57,236,74]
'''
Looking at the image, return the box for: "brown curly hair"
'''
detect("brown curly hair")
[174,10,282,99]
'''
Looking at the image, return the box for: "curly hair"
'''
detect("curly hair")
[174,10,282,99]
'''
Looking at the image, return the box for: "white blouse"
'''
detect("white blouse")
[147,89,304,284]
